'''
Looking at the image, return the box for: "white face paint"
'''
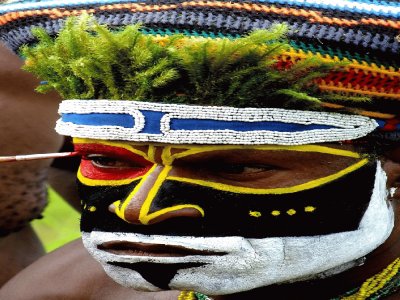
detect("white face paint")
[82,162,394,295]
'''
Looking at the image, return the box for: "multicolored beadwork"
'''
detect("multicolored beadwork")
[178,258,400,300]
[1,0,399,141]
[1,1,399,298]
[333,257,400,300]
[178,291,213,300]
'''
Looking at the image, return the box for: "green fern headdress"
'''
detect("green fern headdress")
[1,0,399,145]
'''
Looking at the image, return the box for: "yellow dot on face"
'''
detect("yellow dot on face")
[286,209,296,216]
[88,206,97,212]
[249,211,262,218]
[271,210,281,216]
[305,206,316,213]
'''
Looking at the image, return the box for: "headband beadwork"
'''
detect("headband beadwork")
[56,99,379,145]
[1,0,399,143]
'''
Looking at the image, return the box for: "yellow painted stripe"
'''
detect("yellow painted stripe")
[77,166,142,186]
[74,140,361,161]
[168,144,361,161]
[167,158,369,194]
[114,164,205,224]
[148,145,156,162]
[77,144,361,186]
[161,146,174,165]
[117,164,159,222]
[138,165,172,224]
[143,204,205,223]
[113,200,125,221]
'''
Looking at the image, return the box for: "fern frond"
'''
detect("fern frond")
[22,15,346,109]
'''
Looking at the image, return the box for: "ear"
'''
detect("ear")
[382,157,400,201]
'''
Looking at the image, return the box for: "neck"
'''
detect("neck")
[213,201,400,300]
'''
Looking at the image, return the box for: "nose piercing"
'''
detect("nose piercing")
[390,187,398,198]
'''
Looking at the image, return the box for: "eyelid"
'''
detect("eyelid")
[191,162,280,175]
[85,154,121,169]
[84,154,148,169]
[219,163,278,173]
[75,143,152,164]
[85,154,108,159]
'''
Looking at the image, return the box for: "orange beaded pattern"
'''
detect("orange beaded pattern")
[1,0,399,139]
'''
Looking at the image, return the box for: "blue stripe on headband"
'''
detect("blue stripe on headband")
[56,100,380,144]
[62,113,135,127]
[63,111,338,134]
[1,0,399,17]
[62,111,165,134]
[170,119,332,132]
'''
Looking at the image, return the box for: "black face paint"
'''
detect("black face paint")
[79,162,376,238]
[108,262,206,290]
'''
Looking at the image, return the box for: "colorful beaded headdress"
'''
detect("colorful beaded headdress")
[1,0,399,146]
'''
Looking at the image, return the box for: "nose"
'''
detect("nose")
[108,165,204,225]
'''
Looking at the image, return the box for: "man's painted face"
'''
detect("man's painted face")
[76,138,393,295]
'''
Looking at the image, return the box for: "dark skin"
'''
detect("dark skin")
[2,143,399,299]
[99,143,370,222]
[0,44,171,299]
[88,142,400,299]
[0,239,181,300]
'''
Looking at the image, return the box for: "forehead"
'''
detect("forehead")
[73,138,361,159]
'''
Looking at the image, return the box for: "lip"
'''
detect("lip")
[98,241,228,257]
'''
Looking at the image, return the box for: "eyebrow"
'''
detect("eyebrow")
[166,145,362,161]
[73,138,362,166]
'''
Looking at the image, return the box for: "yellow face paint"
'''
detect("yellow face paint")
[77,166,143,186]
[74,138,367,226]
[167,159,369,194]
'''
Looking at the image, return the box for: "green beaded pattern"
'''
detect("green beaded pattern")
[331,261,400,299]
[194,292,213,300]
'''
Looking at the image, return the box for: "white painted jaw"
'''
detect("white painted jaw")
[82,162,394,295]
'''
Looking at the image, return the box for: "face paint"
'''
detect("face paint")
[76,138,394,294]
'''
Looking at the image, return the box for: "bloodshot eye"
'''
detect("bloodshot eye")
[85,154,144,169]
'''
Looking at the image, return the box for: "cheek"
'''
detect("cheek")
[78,181,137,232]
[79,159,152,181]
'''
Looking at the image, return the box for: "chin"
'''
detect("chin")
[81,162,394,295]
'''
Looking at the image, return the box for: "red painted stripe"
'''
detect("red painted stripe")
[75,143,153,180]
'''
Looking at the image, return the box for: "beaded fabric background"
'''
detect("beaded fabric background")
[0,0,399,135]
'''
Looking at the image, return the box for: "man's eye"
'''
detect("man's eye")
[213,164,275,175]
[85,155,141,169]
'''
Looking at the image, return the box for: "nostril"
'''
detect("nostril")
[390,187,399,199]
[108,200,130,222]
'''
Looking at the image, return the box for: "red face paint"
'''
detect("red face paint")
[75,143,153,181]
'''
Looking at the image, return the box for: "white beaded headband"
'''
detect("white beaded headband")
[55,100,379,145]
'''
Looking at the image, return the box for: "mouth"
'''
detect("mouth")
[98,241,228,257]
